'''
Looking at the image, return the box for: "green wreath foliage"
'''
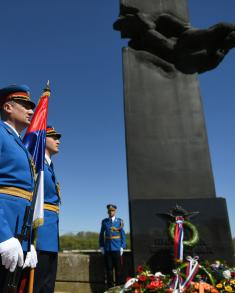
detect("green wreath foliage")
[169,220,199,247]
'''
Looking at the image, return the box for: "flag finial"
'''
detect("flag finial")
[43,80,51,93]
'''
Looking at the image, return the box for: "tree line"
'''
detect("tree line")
[60,231,130,251]
[60,233,235,252]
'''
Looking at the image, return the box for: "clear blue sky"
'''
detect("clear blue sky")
[0,1,234,237]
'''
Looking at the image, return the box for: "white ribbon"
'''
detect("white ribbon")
[119,278,138,293]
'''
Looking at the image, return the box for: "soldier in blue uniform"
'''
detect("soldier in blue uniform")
[99,204,126,289]
[0,84,38,287]
[33,126,61,293]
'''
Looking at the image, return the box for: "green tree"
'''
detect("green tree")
[60,232,130,251]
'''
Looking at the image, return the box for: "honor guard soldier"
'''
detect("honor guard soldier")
[34,126,61,293]
[0,85,38,286]
[99,204,126,289]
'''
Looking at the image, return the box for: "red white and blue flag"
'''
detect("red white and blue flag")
[23,84,50,228]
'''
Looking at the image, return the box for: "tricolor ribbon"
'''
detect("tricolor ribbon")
[181,256,200,290]
[174,216,184,262]
[169,269,184,292]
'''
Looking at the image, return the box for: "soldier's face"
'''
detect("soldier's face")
[4,100,34,128]
[108,209,116,217]
[46,136,60,155]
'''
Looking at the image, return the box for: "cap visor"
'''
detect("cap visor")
[47,133,61,139]
[13,98,36,109]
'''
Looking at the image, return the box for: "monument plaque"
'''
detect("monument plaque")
[114,0,235,271]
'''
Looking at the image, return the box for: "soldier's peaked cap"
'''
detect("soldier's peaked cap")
[107,204,117,210]
[0,84,35,109]
[46,125,61,139]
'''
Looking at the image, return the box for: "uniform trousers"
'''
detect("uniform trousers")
[0,264,10,292]
[104,251,123,289]
[0,263,23,292]
[33,251,58,293]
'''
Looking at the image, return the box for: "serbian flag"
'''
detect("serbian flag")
[23,83,50,228]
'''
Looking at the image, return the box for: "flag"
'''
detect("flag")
[23,83,50,228]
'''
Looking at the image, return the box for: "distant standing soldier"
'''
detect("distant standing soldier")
[33,126,61,293]
[0,85,37,286]
[99,204,126,289]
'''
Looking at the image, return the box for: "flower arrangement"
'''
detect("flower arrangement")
[209,261,235,293]
[187,281,218,293]
[120,260,235,293]
[123,265,169,292]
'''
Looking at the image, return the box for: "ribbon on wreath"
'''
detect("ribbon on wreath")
[174,216,184,262]
[169,269,184,292]
[181,256,200,290]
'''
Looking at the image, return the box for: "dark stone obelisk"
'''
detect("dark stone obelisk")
[114,0,234,272]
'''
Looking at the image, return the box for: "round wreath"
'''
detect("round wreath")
[169,220,199,247]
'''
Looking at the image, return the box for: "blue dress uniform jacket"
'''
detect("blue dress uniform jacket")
[0,121,34,246]
[36,160,60,252]
[99,217,126,252]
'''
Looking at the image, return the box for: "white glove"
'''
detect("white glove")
[23,245,38,269]
[100,247,105,255]
[120,247,124,256]
[0,237,24,272]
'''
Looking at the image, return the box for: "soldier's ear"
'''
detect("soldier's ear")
[2,101,14,114]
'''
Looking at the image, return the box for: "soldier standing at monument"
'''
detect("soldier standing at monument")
[99,204,126,289]
[0,85,37,286]
[33,126,61,293]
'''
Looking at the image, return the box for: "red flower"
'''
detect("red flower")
[146,280,163,289]
[139,275,147,282]
[137,265,143,273]
[231,271,235,278]
[132,282,140,289]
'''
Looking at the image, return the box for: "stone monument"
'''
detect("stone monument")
[114,0,235,272]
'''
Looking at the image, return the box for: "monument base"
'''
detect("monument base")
[130,197,234,273]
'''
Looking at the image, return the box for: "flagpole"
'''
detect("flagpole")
[27,229,38,293]
[27,267,35,293]
[27,173,41,293]
[24,83,50,293]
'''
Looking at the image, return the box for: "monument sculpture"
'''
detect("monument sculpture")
[114,0,234,272]
[114,5,235,74]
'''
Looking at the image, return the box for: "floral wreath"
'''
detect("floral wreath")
[169,219,199,247]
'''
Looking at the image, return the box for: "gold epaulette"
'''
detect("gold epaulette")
[0,186,33,201]
[44,203,60,213]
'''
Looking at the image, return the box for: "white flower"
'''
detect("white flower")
[211,261,221,269]
[155,272,165,278]
[223,269,231,280]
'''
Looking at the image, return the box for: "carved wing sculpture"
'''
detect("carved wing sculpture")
[114,7,235,74]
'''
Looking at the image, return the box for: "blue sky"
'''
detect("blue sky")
[0,1,234,237]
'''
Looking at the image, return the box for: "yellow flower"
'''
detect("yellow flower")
[230,280,235,285]
[224,285,233,292]
[216,283,223,289]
